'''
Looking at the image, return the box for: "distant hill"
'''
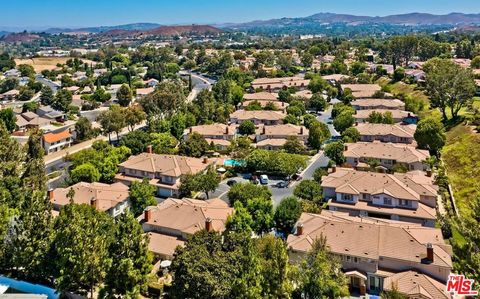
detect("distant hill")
[0,31,9,38]
[222,12,480,30]
[145,25,222,36]
[44,23,161,34]
[1,32,40,43]
[98,24,223,38]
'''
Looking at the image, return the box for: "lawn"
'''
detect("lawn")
[442,124,480,217]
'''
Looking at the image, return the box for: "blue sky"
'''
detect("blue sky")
[1,0,479,29]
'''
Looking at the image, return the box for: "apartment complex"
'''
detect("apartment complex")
[115,151,213,198]
[287,211,452,296]
[321,167,438,227]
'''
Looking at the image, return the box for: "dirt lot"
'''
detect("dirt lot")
[14,57,96,72]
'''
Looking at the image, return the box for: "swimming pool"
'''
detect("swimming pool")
[224,159,244,167]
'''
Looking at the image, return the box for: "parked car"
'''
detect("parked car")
[275,181,288,188]
[227,179,237,187]
[259,175,269,185]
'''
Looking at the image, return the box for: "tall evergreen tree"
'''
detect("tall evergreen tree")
[102,212,153,298]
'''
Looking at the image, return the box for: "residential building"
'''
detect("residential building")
[355,123,416,145]
[0,89,19,101]
[383,270,451,299]
[321,167,438,226]
[242,99,288,112]
[115,151,213,198]
[351,98,405,111]
[183,124,237,151]
[135,87,155,101]
[42,130,73,154]
[49,182,130,217]
[341,84,382,99]
[243,91,277,102]
[287,211,452,295]
[142,198,233,259]
[404,69,426,82]
[343,141,429,171]
[251,76,310,92]
[353,109,417,124]
[255,124,309,150]
[229,110,285,125]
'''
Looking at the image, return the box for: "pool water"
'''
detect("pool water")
[224,159,243,167]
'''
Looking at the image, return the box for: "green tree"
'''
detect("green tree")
[75,117,96,141]
[0,108,16,132]
[393,67,405,82]
[255,235,293,298]
[293,236,349,299]
[18,64,35,77]
[308,121,331,150]
[309,93,327,112]
[52,204,114,298]
[118,130,152,155]
[471,56,480,69]
[414,117,445,154]
[98,105,126,142]
[40,86,54,106]
[228,182,272,206]
[124,106,146,132]
[246,197,274,235]
[102,212,153,298]
[381,283,408,299]
[70,163,101,183]
[324,141,345,165]
[179,132,209,158]
[169,230,238,298]
[52,89,73,112]
[129,179,156,216]
[238,120,256,135]
[274,196,302,235]
[308,76,328,93]
[424,58,476,120]
[150,132,178,154]
[283,136,306,154]
[333,111,354,134]
[116,84,133,107]
[342,127,360,142]
[196,165,221,199]
[226,201,254,234]
[294,180,322,202]
[313,167,327,182]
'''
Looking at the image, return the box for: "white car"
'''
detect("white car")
[259,175,269,185]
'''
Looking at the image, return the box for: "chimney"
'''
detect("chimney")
[297,223,304,236]
[262,126,266,135]
[282,102,285,107]
[225,126,229,135]
[331,165,337,173]
[426,243,434,263]
[205,217,213,232]
[189,127,193,133]
[144,209,152,222]
[203,157,209,164]
[426,169,432,177]
[344,144,348,151]
[300,127,304,135]
[48,189,54,201]
[355,121,358,126]
[146,145,153,154]
[90,198,97,207]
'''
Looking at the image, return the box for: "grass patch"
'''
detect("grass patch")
[442,124,480,217]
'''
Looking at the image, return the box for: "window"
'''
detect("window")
[342,194,353,201]
[362,193,371,201]
[383,198,392,205]
[399,199,410,207]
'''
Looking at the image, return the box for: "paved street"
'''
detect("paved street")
[317,100,340,138]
